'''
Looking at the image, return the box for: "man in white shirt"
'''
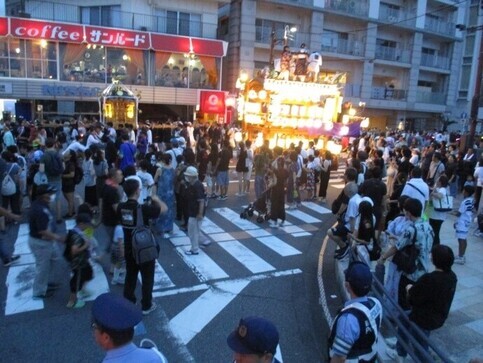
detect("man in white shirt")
[62,135,87,156]
[401,166,430,211]
[145,121,153,146]
[107,122,117,142]
[86,124,103,149]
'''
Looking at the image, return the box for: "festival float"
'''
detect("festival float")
[99,82,138,128]
[236,48,369,155]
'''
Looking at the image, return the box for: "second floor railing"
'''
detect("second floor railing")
[425,16,456,37]
[372,86,408,100]
[416,91,447,104]
[420,53,451,69]
[375,46,411,63]
[321,38,364,56]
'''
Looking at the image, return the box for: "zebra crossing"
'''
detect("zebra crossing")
[329,163,347,189]
[3,201,332,317]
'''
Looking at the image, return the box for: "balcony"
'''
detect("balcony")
[420,53,450,70]
[375,46,411,63]
[255,27,311,49]
[416,91,446,104]
[379,7,416,27]
[342,83,362,97]
[371,86,408,100]
[424,17,455,37]
[324,0,369,17]
[321,38,364,57]
[13,0,215,38]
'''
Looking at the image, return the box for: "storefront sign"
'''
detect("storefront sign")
[199,90,226,115]
[85,26,150,49]
[1,16,226,55]
[0,17,8,36]
[10,18,83,43]
[41,84,101,97]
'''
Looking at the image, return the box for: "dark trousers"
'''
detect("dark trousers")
[70,264,93,293]
[429,218,444,245]
[475,186,482,211]
[318,169,330,198]
[2,191,20,214]
[398,274,415,311]
[123,251,155,310]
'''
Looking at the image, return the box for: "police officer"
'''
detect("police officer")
[91,292,168,362]
[28,184,65,299]
[227,316,281,363]
[328,261,382,363]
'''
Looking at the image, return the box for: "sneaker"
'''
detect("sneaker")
[235,192,244,197]
[210,193,218,199]
[278,220,285,227]
[4,255,20,267]
[201,241,211,247]
[320,198,326,203]
[220,195,228,200]
[78,288,93,299]
[268,220,278,228]
[385,337,397,349]
[454,256,466,265]
[185,250,199,255]
[142,302,157,316]
[474,230,483,237]
[334,244,350,260]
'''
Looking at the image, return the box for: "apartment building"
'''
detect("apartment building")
[1,0,228,121]
[221,0,481,131]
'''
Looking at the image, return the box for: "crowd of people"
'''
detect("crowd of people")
[1,116,483,361]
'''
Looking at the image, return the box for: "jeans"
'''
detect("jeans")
[28,236,61,296]
[254,175,265,200]
[123,250,155,311]
[449,179,458,197]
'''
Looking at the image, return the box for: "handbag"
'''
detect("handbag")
[432,194,453,212]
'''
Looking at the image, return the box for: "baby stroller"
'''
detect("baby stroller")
[240,190,271,223]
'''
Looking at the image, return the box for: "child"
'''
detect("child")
[65,213,94,308]
[111,224,125,285]
[454,185,475,264]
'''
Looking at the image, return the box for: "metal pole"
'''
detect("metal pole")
[468,28,483,149]
[269,24,276,69]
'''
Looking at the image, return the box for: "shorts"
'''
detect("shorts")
[456,230,468,239]
[48,179,62,198]
[217,171,229,187]
[331,223,349,241]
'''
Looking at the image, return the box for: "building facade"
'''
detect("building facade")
[1,0,228,121]
[221,0,481,132]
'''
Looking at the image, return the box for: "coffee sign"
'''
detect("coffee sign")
[10,18,83,43]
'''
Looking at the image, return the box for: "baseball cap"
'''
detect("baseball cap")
[227,316,279,355]
[345,261,372,296]
[184,166,198,177]
[92,293,142,331]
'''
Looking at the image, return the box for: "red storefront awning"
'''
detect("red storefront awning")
[1,16,226,57]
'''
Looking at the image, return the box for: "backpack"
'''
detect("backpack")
[63,229,85,262]
[1,164,16,196]
[74,164,84,185]
[47,151,64,176]
[392,225,419,274]
[132,205,159,264]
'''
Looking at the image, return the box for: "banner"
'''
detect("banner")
[199,90,226,115]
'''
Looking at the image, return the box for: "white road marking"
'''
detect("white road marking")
[331,183,346,189]
[257,236,302,256]
[176,247,229,282]
[285,209,321,223]
[201,217,225,234]
[302,202,332,215]
[5,264,43,315]
[169,279,250,344]
[213,207,261,230]
[153,260,175,290]
[82,261,110,301]
[219,240,275,273]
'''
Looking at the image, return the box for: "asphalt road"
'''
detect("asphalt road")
[0,171,345,362]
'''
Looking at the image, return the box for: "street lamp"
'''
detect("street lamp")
[269,24,297,69]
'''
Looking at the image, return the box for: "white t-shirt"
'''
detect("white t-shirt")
[137,170,154,204]
[401,178,430,211]
[344,193,362,230]
[113,225,124,244]
[428,187,449,220]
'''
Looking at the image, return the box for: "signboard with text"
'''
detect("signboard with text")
[199,90,226,115]
[85,26,150,50]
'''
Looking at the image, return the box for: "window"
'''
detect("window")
[459,65,471,90]
[7,39,57,79]
[421,47,435,55]
[321,30,349,52]
[464,35,475,56]
[81,5,121,27]
[255,19,296,46]
[161,11,202,37]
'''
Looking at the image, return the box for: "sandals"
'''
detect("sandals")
[66,300,86,309]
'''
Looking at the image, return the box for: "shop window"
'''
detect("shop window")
[0,37,8,76]
[106,48,147,85]
[154,52,217,89]
[59,43,106,83]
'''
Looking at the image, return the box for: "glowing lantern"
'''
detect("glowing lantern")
[361,117,370,128]
[324,121,334,131]
[340,125,349,135]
